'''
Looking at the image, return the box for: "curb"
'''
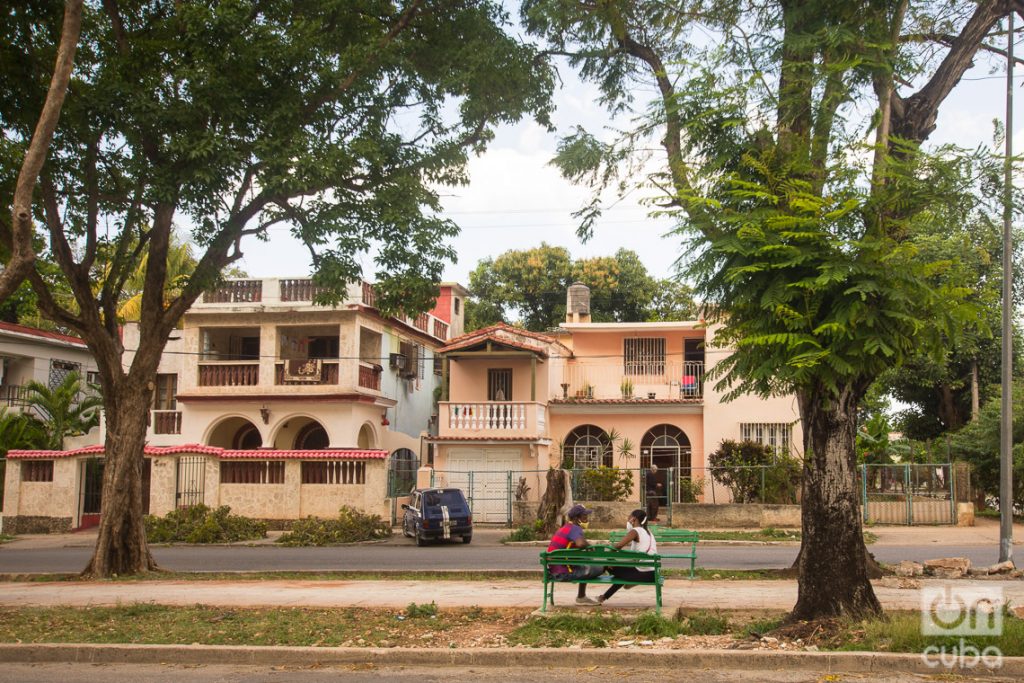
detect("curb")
[0,643,1020,675]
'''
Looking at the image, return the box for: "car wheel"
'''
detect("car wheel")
[462,535,472,544]
[416,529,428,547]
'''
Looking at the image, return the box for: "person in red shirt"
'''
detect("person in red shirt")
[546,504,605,605]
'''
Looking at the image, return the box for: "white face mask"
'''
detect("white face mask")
[626,521,633,531]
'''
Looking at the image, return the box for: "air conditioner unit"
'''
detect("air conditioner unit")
[389,353,406,370]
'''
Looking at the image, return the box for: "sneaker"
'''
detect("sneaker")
[575,596,599,605]
[596,595,607,605]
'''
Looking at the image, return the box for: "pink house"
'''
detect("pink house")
[428,284,802,521]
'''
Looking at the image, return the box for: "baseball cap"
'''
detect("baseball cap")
[567,504,594,520]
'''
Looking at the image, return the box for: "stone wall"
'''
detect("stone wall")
[672,503,801,528]
[3,515,72,534]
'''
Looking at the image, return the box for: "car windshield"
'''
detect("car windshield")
[423,490,464,508]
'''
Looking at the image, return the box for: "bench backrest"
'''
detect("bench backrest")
[608,528,699,544]
[540,546,661,570]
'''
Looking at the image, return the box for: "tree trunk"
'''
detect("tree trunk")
[81,373,159,577]
[537,469,571,536]
[791,384,882,621]
[970,361,980,421]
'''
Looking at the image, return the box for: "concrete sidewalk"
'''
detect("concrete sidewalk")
[1,577,1021,612]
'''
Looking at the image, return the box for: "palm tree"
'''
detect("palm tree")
[23,372,102,449]
[110,234,196,322]
[0,407,47,455]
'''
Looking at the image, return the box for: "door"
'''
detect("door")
[444,448,522,523]
[78,457,104,530]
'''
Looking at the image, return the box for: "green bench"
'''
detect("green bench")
[539,545,664,613]
[608,526,699,579]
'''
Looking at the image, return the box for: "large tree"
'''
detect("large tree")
[523,0,1018,619]
[466,243,693,330]
[0,0,552,576]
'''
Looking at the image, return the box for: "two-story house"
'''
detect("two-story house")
[428,283,802,522]
[3,278,466,532]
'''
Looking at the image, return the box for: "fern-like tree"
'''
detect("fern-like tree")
[523,0,1018,619]
[23,372,101,449]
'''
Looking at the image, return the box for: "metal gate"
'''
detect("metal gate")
[862,463,955,525]
[176,456,206,507]
[432,469,514,524]
[78,457,104,528]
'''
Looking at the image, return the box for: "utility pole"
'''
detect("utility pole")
[1000,10,1015,565]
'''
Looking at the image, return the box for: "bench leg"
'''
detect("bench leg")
[655,579,662,615]
[542,578,550,612]
[689,556,695,580]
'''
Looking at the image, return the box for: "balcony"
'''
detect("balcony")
[560,361,705,400]
[280,278,325,302]
[433,319,449,340]
[202,279,262,303]
[198,362,259,387]
[274,360,339,385]
[358,362,382,390]
[0,384,30,407]
[152,410,182,434]
[439,401,547,438]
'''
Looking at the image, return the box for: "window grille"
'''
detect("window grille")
[220,461,285,484]
[740,422,792,453]
[488,368,513,401]
[623,338,666,376]
[23,460,54,482]
[301,460,366,485]
[48,359,81,389]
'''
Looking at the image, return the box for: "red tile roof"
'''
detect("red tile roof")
[0,321,87,347]
[7,444,388,460]
[438,322,571,356]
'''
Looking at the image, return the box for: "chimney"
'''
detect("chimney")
[566,282,591,323]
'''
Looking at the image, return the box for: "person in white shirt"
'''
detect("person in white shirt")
[596,509,659,605]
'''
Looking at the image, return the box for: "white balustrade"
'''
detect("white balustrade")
[447,402,531,432]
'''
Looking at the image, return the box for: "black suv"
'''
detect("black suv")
[401,488,473,545]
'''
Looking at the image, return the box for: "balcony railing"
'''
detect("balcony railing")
[198,362,259,387]
[412,313,429,332]
[202,279,262,304]
[152,410,182,434]
[560,361,705,400]
[0,384,30,407]
[433,319,449,340]
[358,362,382,390]
[274,361,339,385]
[449,402,527,430]
[280,278,325,302]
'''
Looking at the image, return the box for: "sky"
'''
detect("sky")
[232,16,1022,291]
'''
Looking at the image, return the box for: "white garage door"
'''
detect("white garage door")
[444,448,522,523]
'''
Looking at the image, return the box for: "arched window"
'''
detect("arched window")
[563,424,612,469]
[294,422,329,450]
[388,448,419,496]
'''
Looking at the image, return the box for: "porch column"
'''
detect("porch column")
[441,356,450,401]
[530,355,537,401]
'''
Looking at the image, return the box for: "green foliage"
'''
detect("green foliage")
[708,440,801,504]
[676,476,704,503]
[465,244,694,331]
[577,466,633,501]
[404,601,438,619]
[948,381,1024,507]
[630,611,682,638]
[22,372,101,450]
[277,506,392,546]
[681,611,731,636]
[502,520,545,543]
[0,408,47,456]
[508,614,623,647]
[145,505,267,544]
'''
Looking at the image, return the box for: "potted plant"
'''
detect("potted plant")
[620,377,634,399]
[583,382,594,399]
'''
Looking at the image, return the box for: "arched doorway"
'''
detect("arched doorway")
[563,424,612,469]
[357,423,376,449]
[641,424,692,503]
[294,421,330,450]
[207,416,263,449]
[388,448,419,496]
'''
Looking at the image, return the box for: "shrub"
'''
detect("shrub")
[577,466,633,501]
[630,611,682,638]
[277,506,392,546]
[677,476,704,503]
[503,520,545,543]
[708,439,801,504]
[682,610,731,635]
[145,504,267,543]
[405,601,438,618]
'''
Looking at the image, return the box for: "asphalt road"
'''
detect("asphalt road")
[0,540,1009,574]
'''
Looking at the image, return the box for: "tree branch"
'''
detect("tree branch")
[0,0,83,303]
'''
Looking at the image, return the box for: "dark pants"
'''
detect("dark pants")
[647,491,660,521]
[600,567,656,601]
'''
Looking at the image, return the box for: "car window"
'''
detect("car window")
[439,490,466,507]
[423,492,441,507]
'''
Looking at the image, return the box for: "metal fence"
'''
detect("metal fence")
[427,465,801,525]
[861,463,955,525]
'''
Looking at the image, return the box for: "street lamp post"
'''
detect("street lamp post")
[1000,11,1015,565]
